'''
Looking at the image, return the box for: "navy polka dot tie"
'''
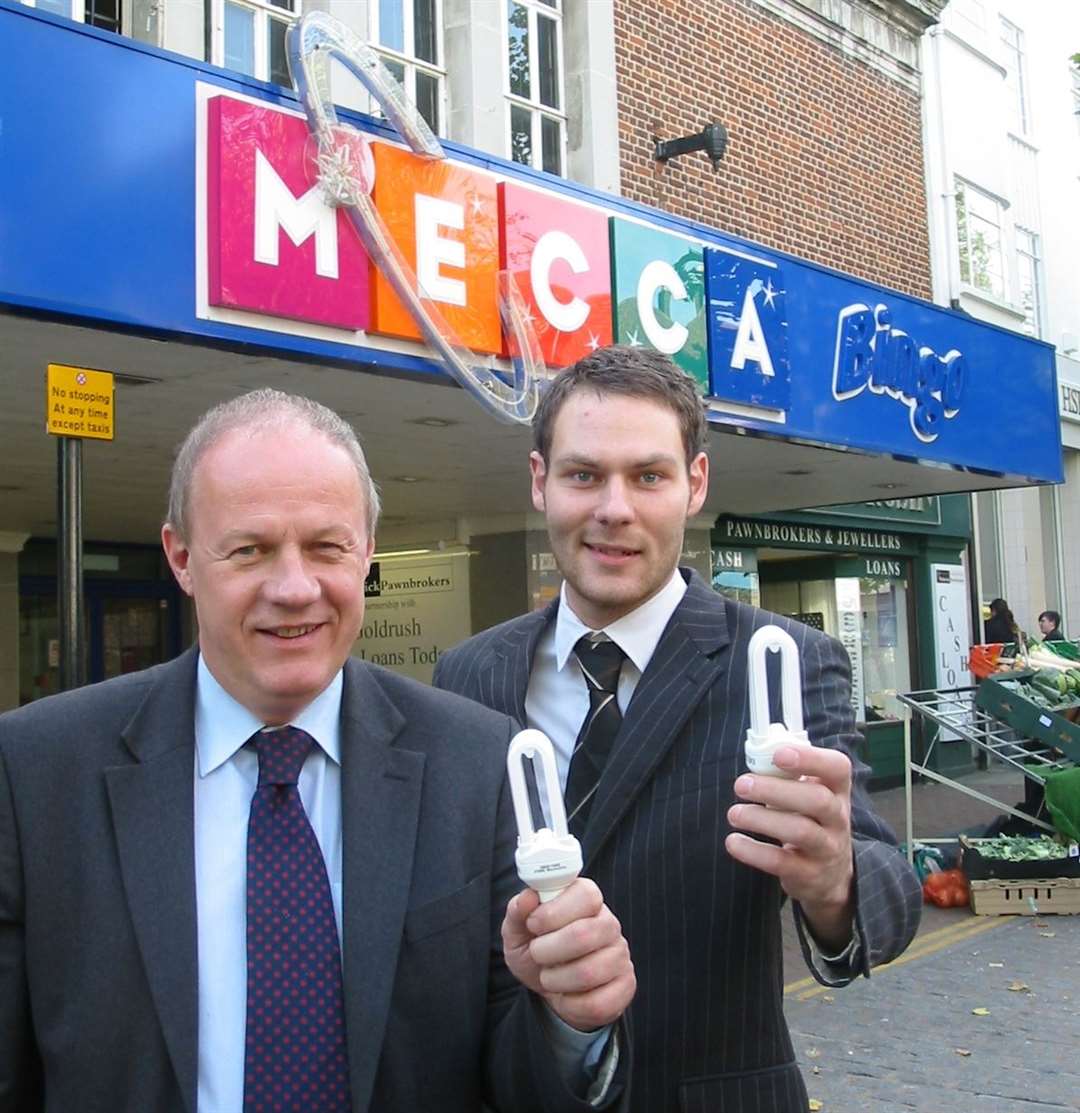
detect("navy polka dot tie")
[243,726,351,1112]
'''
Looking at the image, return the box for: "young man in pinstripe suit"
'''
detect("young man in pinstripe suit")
[434,346,922,1113]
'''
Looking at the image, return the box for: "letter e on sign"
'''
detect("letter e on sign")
[370,142,501,353]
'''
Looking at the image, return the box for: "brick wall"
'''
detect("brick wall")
[614,0,933,299]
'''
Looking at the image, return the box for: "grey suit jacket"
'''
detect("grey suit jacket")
[434,570,922,1113]
[0,648,624,1113]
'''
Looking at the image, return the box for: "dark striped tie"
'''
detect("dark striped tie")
[243,726,351,1112]
[566,634,626,838]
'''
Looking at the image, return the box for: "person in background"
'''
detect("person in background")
[434,345,922,1113]
[1038,610,1064,642]
[984,597,1019,644]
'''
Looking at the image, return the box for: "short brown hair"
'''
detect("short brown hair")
[532,345,708,467]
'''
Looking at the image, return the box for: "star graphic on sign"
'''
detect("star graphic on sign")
[470,195,485,216]
[762,278,777,308]
[627,329,642,347]
[587,332,601,351]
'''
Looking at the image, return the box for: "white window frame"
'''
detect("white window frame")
[954,177,1008,302]
[1015,226,1043,338]
[211,0,299,86]
[999,16,1029,136]
[1070,59,1080,139]
[504,0,567,175]
[370,0,447,137]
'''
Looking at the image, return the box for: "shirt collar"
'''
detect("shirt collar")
[195,654,344,777]
[553,569,688,676]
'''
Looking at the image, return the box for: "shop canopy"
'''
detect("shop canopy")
[0,1,1062,543]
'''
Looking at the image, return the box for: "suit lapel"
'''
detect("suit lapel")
[583,574,732,866]
[338,660,425,1113]
[105,649,200,1113]
[484,602,555,723]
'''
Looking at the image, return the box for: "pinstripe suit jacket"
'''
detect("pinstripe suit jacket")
[434,570,922,1113]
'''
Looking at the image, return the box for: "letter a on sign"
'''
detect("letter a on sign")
[731,286,775,377]
[704,246,790,412]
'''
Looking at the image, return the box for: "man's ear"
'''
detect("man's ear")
[529,451,548,513]
[161,523,195,597]
[687,452,709,518]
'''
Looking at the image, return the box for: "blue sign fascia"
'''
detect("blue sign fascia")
[0,0,1064,483]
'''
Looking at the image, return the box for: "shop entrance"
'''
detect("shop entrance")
[711,545,918,786]
[18,550,183,706]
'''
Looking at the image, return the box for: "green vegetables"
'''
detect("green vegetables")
[973,835,1068,862]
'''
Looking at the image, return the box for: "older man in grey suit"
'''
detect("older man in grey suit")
[434,346,923,1113]
[0,390,635,1112]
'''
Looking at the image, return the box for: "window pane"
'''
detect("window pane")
[35,0,72,16]
[507,1,530,99]
[224,2,256,77]
[541,114,561,174]
[379,0,404,52]
[859,575,911,722]
[415,69,440,134]
[86,0,121,33]
[510,103,532,166]
[537,14,558,109]
[414,0,438,64]
[268,0,293,8]
[537,0,557,7]
[384,57,406,88]
[268,17,290,86]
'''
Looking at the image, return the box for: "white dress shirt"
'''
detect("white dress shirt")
[194,656,344,1113]
[526,570,688,789]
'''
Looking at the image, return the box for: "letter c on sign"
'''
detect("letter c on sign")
[636,259,689,356]
[531,230,590,333]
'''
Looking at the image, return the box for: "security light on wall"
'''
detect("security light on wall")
[654,122,728,172]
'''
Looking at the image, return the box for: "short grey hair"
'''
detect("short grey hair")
[166,389,381,539]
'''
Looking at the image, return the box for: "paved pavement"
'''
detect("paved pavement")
[777,766,1080,1111]
[785,914,1080,1111]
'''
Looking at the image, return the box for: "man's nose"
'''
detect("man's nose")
[595,477,634,523]
[264,547,320,606]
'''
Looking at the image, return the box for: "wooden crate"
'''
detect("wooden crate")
[969,877,1080,916]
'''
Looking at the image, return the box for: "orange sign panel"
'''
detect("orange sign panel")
[370,143,501,354]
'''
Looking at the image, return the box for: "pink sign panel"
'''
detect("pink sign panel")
[206,95,370,330]
[499,182,612,368]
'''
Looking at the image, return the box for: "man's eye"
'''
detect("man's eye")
[571,471,595,483]
[230,545,258,558]
[640,472,661,485]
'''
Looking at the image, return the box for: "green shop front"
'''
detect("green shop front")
[712,496,975,787]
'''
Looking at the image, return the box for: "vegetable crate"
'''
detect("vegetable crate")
[974,673,1080,765]
[969,877,1080,916]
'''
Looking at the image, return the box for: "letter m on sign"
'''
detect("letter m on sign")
[206,94,369,330]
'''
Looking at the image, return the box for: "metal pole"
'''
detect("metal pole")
[57,436,86,691]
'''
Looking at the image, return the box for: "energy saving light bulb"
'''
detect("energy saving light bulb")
[744,625,812,778]
[507,729,583,902]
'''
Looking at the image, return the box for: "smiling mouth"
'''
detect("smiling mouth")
[586,542,640,558]
[265,624,321,639]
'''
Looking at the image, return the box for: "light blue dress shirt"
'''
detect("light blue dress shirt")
[193,657,344,1113]
[192,656,609,1112]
